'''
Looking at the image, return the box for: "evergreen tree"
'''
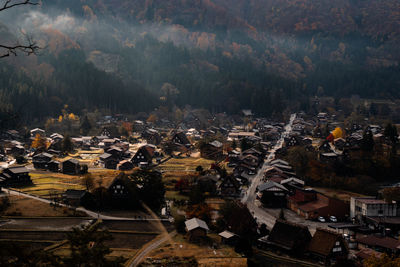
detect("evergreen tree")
[65,223,124,267]
[62,135,74,153]
[80,115,92,135]
[384,123,398,144]
[361,129,374,151]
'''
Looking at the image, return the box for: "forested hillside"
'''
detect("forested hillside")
[1,0,399,127]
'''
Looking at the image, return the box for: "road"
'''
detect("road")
[241,114,331,234]
[129,231,177,267]
[242,114,296,229]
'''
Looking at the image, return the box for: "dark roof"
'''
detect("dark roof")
[64,189,87,199]
[99,153,113,160]
[173,132,190,145]
[357,235,400,250]
[7,166,29,174]
[33,152,53,159]
[267,219,311,250]
[64,158,80,165]
[221,175,241,189]
[308,228,347,256]
[258,181,288,192]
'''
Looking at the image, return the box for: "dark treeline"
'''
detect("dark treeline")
[0,49,158,128]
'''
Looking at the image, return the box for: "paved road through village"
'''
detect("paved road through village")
[242,113,332,234]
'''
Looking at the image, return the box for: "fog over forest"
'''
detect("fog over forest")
[1,0,399,126]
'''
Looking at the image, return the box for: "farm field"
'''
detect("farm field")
[159,157,214,173]
[147,234,244,266]
[2,195,86,217]
[11,169,120,199]
[13,172,85,199]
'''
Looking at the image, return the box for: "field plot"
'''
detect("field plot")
[147,234,244,266]
[159,157,214,189]
[159,157,214,173]
[12,169,120,199]
[14,172,85,199]
[3,195,86,217]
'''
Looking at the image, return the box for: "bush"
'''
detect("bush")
[174,215,186,234]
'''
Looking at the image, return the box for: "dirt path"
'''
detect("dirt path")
[128,231,177,267]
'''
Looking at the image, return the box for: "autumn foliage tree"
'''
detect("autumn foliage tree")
[364,253,400,267]
[31,133,47,151]
[186,203,212,226]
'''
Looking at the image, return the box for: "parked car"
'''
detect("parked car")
[329,216,337,222]
[317,216,326,223]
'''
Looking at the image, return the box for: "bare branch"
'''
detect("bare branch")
[0,34,41,58]
[0,0,38,12]
[0,1,41,58]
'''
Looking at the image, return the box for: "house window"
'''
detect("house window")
[335,241,340,246]
[333,247,342,252]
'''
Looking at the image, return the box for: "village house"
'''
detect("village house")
[6,142,25,156]
[350,197,400,228]
[319,152,340,164]
[105,146,124,159]
[131,145,155,167]
[228,148,240,162]
[307,228,349,265]
[171,132,191,148]
[108,175,131,199]
[185,218,209,242]
[32,152,53,169]
[219,230,239,246]
[63,189,91,207]
[219,175,241,198]
[0,166,32,186]
[280,177,305,193]
[141,129,161,145]
[288,188,349,220]
[62,159,82,175]
[257,181,288,208]
[234,162,257,175]
[200,140,223,160]
[117,160,134,171]
[30,128,45,137]
[47,160,60,172]
[99,153,119,169]
[357,235,400,256]
[259,219,312,256]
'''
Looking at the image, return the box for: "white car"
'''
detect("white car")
[317,216,326,223]
[329,216,338,222]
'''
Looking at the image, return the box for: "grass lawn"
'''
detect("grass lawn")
[3,195,86,217]
[147,233,245,266]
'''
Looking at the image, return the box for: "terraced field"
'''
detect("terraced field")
[13,173,84,199]
[158,157,214,173]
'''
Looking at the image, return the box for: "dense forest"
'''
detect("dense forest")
[1,0,400,128]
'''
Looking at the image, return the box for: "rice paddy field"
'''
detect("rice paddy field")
[13,173,85,198]
[12,169,120,199]
[158,157,214,173]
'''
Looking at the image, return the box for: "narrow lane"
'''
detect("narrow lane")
[242,114,296,229]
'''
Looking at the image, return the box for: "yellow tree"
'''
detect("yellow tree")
[31,134,48,151]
